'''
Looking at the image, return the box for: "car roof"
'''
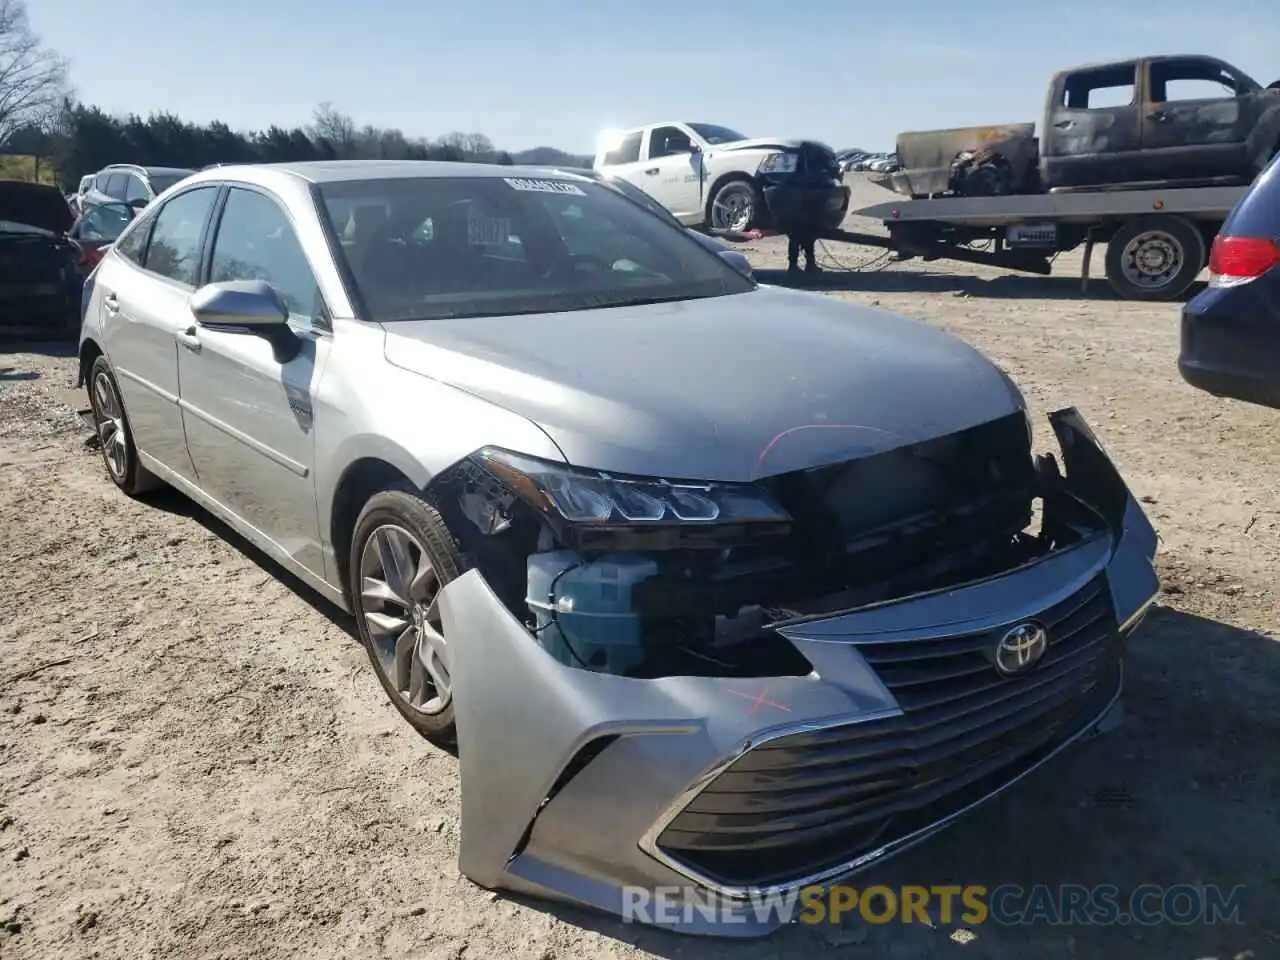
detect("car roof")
[177,159,598,191]
[104,164,195,176]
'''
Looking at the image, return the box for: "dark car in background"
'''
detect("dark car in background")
[0,180,83,335]
[1179,151,1280,410]
[81,163,196,212]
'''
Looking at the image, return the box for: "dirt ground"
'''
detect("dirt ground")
[1,177,1277,960]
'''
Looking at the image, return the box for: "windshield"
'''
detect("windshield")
[146,173,192,195]
[688,123,748,145]
[316,176,754,322]
[76,204,134,243]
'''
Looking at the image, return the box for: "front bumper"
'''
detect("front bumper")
[761,180,850,234]
[437,408,1159,937]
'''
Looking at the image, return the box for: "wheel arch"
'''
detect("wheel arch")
[76,336,103,389]
[326,446,429,605]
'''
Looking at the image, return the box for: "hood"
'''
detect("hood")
[715,136,807,153]
[381,286,1023,483]
[0,179,73,235]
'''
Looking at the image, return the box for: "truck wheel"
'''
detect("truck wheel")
[1104,216,1206,302]
[708,179,760,232]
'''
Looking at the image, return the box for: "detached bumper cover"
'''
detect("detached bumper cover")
[438,408,1159,937]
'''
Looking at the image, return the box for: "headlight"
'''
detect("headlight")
[472,448,792,550]
[757,152,798,176]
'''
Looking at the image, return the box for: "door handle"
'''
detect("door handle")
[176,325,202,353]
[1053,120,1072,129]
[1147,111,1168,122]
[644,167,660,175]
[103,293,119,314]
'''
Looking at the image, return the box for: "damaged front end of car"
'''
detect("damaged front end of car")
[428,407,1159,937]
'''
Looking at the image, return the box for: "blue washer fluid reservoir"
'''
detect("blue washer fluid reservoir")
[525,550,659,676]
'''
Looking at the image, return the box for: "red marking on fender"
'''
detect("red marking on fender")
[728,687,791,714]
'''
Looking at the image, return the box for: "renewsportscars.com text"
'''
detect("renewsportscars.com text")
[622,883,1247,926]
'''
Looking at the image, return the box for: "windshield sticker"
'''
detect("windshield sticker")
[504,177,586,196]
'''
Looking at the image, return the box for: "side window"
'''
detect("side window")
[94,172,112,192]
[123,175,150,203]
[1150,60,1239,103]
[647,126,693,160]
[105,173,129,199]
[602,131,642,166]
[145,187,218,286]
[208,188,323,320]
[1062,66,1137,109]
[114,212,155,266]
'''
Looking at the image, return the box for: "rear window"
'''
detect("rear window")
[1220,151,1280,239]
[316,175,753,322]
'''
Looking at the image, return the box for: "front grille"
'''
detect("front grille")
[655,574,1120,889]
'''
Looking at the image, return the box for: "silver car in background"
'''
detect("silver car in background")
[76,160,1159,936]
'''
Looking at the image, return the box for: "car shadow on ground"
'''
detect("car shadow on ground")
[497,604,1277,960]
[139,484,357,640]
[755,267,1207,304]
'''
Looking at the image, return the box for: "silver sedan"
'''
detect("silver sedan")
[76,160,1158,935]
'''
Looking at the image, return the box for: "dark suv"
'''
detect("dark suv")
[80,164,195,212]
[1179,151,1280,410]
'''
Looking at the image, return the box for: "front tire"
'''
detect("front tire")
[87,355,158,496]
[348,489,462,746]
[708,178,761,232]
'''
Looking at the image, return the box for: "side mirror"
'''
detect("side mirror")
[718,248,754,280]
[127,197,149,212]
[688,142,702,154]
[190,280,290,330]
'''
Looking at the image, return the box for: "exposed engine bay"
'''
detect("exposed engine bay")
[427,411,1114,682]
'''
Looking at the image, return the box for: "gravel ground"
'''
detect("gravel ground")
[1,177,1277,960]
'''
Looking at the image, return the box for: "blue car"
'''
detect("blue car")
[1179,151,1280,410]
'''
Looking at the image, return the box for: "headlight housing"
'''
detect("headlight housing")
[472,447,792,551]
[757,152,798,176]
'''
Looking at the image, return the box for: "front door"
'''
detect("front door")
[176,186,331,578]
[639,125,705,222]
[1142,58,1254,181]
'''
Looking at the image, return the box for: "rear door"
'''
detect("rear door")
[97,185,220,480]
[1142,57,1255,181]
[1041,63,1143,189]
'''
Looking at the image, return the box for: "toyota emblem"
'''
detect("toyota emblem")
[994,621,1049,676]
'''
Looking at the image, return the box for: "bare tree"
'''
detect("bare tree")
[0,0,68,148]
[310,101,356,158]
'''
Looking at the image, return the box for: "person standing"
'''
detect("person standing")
[787,230,821,278]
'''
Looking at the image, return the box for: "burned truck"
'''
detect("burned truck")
[881,54,1280,199]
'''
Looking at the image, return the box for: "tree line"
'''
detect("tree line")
[0,0,589,188]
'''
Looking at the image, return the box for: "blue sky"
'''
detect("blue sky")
[31,0,1279,154]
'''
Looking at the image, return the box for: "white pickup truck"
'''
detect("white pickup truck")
[592,121,849,236]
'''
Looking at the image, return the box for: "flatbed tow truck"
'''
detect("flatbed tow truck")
[712,182,1247,302]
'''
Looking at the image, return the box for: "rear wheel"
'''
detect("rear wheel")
[1104,215,1206,302]
[87,355,159,496]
